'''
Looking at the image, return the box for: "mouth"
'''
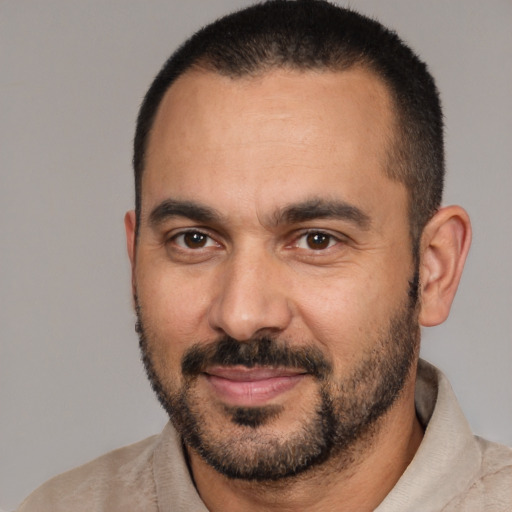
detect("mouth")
[203,366,307,406]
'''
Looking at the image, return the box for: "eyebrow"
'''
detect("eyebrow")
[276,198,371,230]
[149,197,371,231]
[149,199,222,226]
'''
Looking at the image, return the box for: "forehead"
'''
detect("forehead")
[142,67,403,226]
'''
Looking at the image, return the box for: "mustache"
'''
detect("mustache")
[181,336,332,380]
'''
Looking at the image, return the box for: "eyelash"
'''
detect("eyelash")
[292,230,342,251]
[167,228,344,252]
[169,229,219,250]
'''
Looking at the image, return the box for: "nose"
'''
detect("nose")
[208,247,293,341]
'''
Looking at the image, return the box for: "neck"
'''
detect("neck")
[187,375,423,512]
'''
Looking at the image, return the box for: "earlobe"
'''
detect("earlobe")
[418,206,472,327]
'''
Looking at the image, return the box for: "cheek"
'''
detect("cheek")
[136,267,213,368]
[292,270,404,364]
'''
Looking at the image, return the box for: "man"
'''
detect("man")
[17,1,511,510]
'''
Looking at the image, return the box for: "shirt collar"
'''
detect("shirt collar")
[376,359,482,511]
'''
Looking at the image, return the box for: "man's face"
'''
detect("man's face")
[129,68,420,479]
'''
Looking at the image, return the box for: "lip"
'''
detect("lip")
[204,366,306,406]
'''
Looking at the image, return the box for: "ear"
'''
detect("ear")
[418,205,472,327]
[124,210,137,300]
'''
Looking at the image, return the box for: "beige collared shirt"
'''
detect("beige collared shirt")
[17,360,512,511]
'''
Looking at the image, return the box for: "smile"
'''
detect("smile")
[204,366,307,406]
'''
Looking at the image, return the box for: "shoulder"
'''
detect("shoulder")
[17,434,160,512]
[447,437,512,510]
[475,437,512,499]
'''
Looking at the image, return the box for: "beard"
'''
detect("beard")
[136,274,420,482]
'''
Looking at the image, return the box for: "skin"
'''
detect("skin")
[125,68,471,511]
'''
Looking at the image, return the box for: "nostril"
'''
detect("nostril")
[207,291,292,342]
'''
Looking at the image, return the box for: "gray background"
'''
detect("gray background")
[1,0,510,509]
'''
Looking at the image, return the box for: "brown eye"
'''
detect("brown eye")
[306,232,331,250]
[184,232,207,248]
[174,231,214,249]
[294,231,337,250]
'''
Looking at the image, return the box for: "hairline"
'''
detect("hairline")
[136,60,419,245]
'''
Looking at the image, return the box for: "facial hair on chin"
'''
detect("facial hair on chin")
[135,275,420,482]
